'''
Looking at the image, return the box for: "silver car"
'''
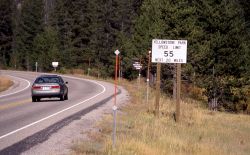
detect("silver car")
[31,75,68,102]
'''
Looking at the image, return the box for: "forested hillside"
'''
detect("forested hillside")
[0,0,249,112]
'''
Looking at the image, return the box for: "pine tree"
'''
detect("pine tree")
[32,27,60,71]
[128,0,200,87]
[0,0,13,67]
[13,0,44,70]
[121,0,167,79]
[51,0,94,69]
[238,0,250,77]
[190,0,249,111]
[129,0,249,111]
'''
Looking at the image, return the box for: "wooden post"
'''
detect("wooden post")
[155,63,161,117]
[173,64,177,100]
[35,62,38,72]
[176,63,181,122]
[138,57,142,86]
[146,51,151,105]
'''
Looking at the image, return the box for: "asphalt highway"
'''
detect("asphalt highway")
[0,70,116,154]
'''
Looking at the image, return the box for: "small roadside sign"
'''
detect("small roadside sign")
[152,39,187,63]
[114,50,120,55]
[52,62,59,71]
[133,62,142,70]
[52,62,59,68]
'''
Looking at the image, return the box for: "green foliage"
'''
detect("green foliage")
[13,0,44,70]
[1,0,249,112]
[126,0,250,112]
[190,0,249,112]
[0,0,13,67]
[32,27,60,71]
[127,0,201,89]
[49,0,139,77]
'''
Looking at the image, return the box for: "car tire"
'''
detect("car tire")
[37,97,41,102]
[64,93,68,100]
[60,95,64,101]
[32,97,36,102]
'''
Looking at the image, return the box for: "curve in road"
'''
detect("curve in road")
[0,75,31,98]
[0,70,117,153]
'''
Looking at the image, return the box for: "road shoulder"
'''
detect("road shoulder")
[21,84,129,155]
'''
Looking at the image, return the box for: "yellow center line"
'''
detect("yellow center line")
[0,99,32,110]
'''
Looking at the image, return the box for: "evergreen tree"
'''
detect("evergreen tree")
[96,0,139,77]
[32,27,60,71]
[130,0,249,111]
[13,0,44,70]
[128,0,200,86]
[121,0,166,79]
[190,0,249,111]
[238,0,250,77]
[1,0,247,113]
[0,0,13,67]
[52,0,95,69]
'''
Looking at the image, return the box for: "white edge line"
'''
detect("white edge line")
[0,75,106,140]
[0,75,31,98]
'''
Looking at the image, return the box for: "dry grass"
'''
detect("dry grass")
[0,76,13,92]
[71,79,250,155]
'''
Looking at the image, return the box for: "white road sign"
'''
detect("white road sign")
[52,62,59,68]
[114,50,120,55]
[152,39,187,63]
[133,62,142,70]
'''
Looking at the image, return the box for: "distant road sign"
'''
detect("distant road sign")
[52,62,59,68]
[133,62,142,70]
[152,39,187,63]
[114,50,120,55]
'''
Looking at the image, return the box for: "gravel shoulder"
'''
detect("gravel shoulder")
[21,84,129,155]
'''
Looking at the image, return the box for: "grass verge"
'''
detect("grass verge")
[0,76,13,92]
[71,79,250,155]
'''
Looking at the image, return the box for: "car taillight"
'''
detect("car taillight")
[32,86,41,90]
[51,85,60,89]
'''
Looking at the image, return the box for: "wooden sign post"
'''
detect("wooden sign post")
[146,51,151,106]
[176,63,181,122]
[132,61,142,90]
[152,39,187,121]
[155,63,161,117]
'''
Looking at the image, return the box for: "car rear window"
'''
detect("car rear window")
[35,77,60,83]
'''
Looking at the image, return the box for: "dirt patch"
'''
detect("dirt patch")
[0,76,13,92]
